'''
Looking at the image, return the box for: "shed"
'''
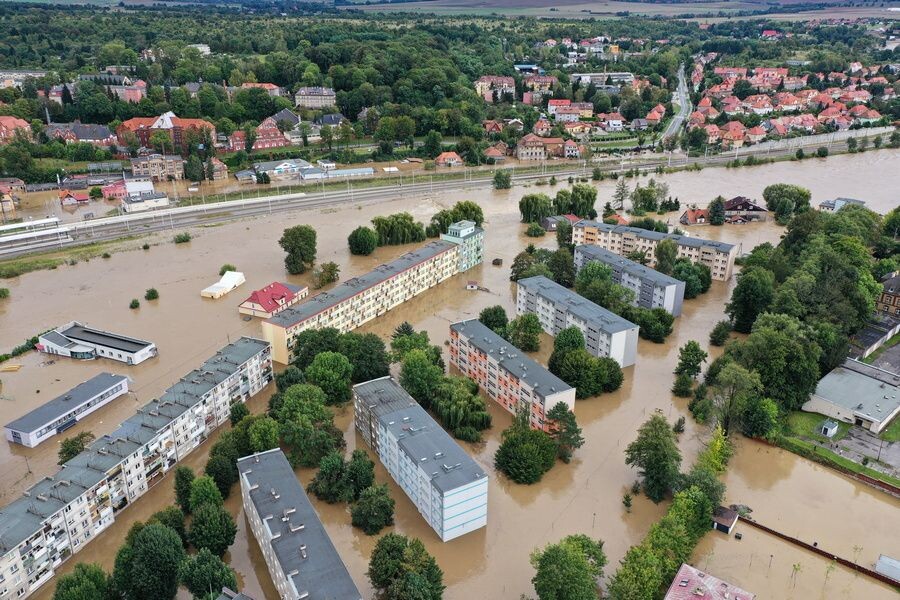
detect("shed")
[820,419,839,438]
[712,505,739,534]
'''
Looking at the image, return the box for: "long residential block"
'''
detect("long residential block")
[574,244,685,316]
[5,373,129,448]
[353,377,488,542]
[516,276,639,367]
[238,449,361,600]
[262,221,484,364]
[0,338,272,600]
[449,320,575,431]
[571,220,739,281]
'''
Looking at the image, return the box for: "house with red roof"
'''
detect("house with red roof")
[484,145,506,163]
[0,116,31,145]
[679,207,709,226]
[227,117,290,152]
[240,82,282,97]
[746,126,767,143]
[117,111,216,154]
[688,111,706,128]
[563,139,584,158]
[533,119,552,136]
[703,124,721,144]
[239,282,309,318]
[59,190,90,207]
[564,121,592,136]
[435,151,464,167]
[547,99,571,116]
[663,564,754,600]
[483,120,503,135]
[743,94,774,115]
[713,67,747,80]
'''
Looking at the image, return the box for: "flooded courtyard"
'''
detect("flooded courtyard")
[2,151,899,599]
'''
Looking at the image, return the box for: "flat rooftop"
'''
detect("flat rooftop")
[451,319,572,399]
[376,392,486,494]
[517,276,638,335]
[575,244,682,287]
[268,240,457,329]
[5,373,128,434]
[812,359,900,423]
[574,220,736,253]
[353,376,418,418]
[238,449,361,600]
[58,322,154,354]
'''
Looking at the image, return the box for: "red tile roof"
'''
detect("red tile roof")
[241,282,304,313]
[664,564,754,600]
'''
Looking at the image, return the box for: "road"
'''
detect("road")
[663,65,691,140]
[2,131,895,259]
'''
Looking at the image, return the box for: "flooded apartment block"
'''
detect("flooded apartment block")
[262,221,484,364]
[0,337,272,600]
[4,373,129,448]
[574,244,686,316]
[353,377,488,542]
[238,449,361,600]
[37,321,158,365]
[449,320,575,431]
[516,276,640,368]
[571,220,738,281]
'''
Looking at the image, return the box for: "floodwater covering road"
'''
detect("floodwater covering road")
[2,151,899,599]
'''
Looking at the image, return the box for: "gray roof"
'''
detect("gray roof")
[271,108,300,126]
[58,322,154,354]
[517,276,638,335]
[575,244,682,288]
[353,376,418,418]
[131,154,182,164]
[47,122,113,141]
[573,220,736,253]
[820,197,865,210]
[216,589,255,600]
[875,555,900,583]
[268,241,457,329]
[812,359,900,424]
[5,373,128,434]
[316,114,345,127]
[237,449,361,600]
[374,388,486,494]
[450,319,572,399]
[252,158,310,173]
[295,86,335,96]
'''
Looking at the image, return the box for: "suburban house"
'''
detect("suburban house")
[293,86,336,109]
[46,123,116,147]
[240,82,282,97]
[37,321,157,364]
[117,112,215,153]
[227,117,290,152]
[724,196,768,221]
[0,116,31,144]
[209,157,228,180]
[818,197,865,212]
[516,133,564,160]
[877,272,900,316]
[679,207,709,225]
[802,359,900,434]
[435,151,464,167]
[474,75,515,102]
[58,190,90,206]
[238,282,309,319]
[541,214,580,231]
[663,564,755,600]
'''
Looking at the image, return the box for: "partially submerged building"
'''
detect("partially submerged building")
[803,359,900,434]
[37,321,157,365]
[663,564,755,600]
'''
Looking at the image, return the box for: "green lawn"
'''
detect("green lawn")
[778,435,900,489]
[880,416,900,443]
[786,411,849,442]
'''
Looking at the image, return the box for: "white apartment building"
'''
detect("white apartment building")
[262,223,484,364]
[516,276,640,368]
[5,373,129,448]
[571,221,739,281]
[449,320,576,432]
[574,244,686,316]
[238,449,361,600]
[440,220,485,272]
[0,338,272,600]
[353,377,488,542]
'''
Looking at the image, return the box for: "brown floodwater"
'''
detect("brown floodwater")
[4,150,899,600]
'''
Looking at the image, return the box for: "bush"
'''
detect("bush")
[101,252,111,259]
[0,288,9,299]
[525,223,546,237]
[129,299,140,309]
[351,484,395,535]
[142,243,150,250]
[348,226,379,255]
[493,170,512,190]
[173,232,192,244]
[144,288,159,301]
[816,146,829,158]
[219,264,236,276]
[709,320,732,346]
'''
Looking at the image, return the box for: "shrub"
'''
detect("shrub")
[709,320,732,346]
[219,264,236,276]
[129,299,140,309]
[173,232,192,244]
[525,223,546,237]
[493,170,512,190]
[144,288,159,301]
[816,146,829,158]
[101,252,111,259]
[142,243,150,250]
[0,288,9,299]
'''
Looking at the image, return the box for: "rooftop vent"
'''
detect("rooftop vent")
[299,544,308,559]
[270,487,280,500]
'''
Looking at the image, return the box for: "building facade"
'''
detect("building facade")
[439,220,484,272]
[449,320,575,431]
[262,223,484,364]
[803,359,900,434]
[117,111,215,153]
[877,272,899,316]
[130,154,185,181]
[574,245,685,316]
[37,321,157,365]
[353,377,488,542]
[5,373,129,448]
[571,220,738,281]
[293,86,336,109]
[516,276,640,367]
[238,449,361,600]
[0,338,272,600]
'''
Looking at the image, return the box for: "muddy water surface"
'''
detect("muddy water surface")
[4,151,899,599]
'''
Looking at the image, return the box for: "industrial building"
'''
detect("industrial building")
[353,377,488,542]
[803,359,900,434]
[516,276,640,367]
[37,321,157,365]
[238,449,361,600]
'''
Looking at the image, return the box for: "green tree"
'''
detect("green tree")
[277,384,345,468]
[625,413,682,503]
[654,239,678,275]
[184,154,204,181]
[351,484,395,535]
[422,130,443,158]
[531,535,606,600]
[478,305,508,335]
[339,332,391,383]
[674,341,707,379]
[53,563,112,600]
[725,267,775,333]
[672,372,694,398]
[229,403,250,427]
[149,507,187,547]
[548,326,585,376]
[247,416,280,452]
[174,467,195,514]
[204,452,238,499]
[305,351,353,405]
[368,534,444,599]
[112,523,186,600]
[709,320,732,346]
[495,412,558,484]
[557,348,602,399]
[526,223,546,237]
[189,475,224,512]
[400,349,444,409]
[546,402,584,463]
[309,451,353,503]
[188,503,237,557]
[708,196,726,225]
[710,362,762,436]
[763,183,811,224]
[506,313,543,352]
[612,178,629,209]
[313,261,340,289]
[741,397,780,439]
[348,226,378,255]
[548,248,575,287]
[556,220,573,250]
[58,431,95,465]
[519,193,553,223]
[279,225,317,274]
[179,548,237,600]
[493,170,512,189]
